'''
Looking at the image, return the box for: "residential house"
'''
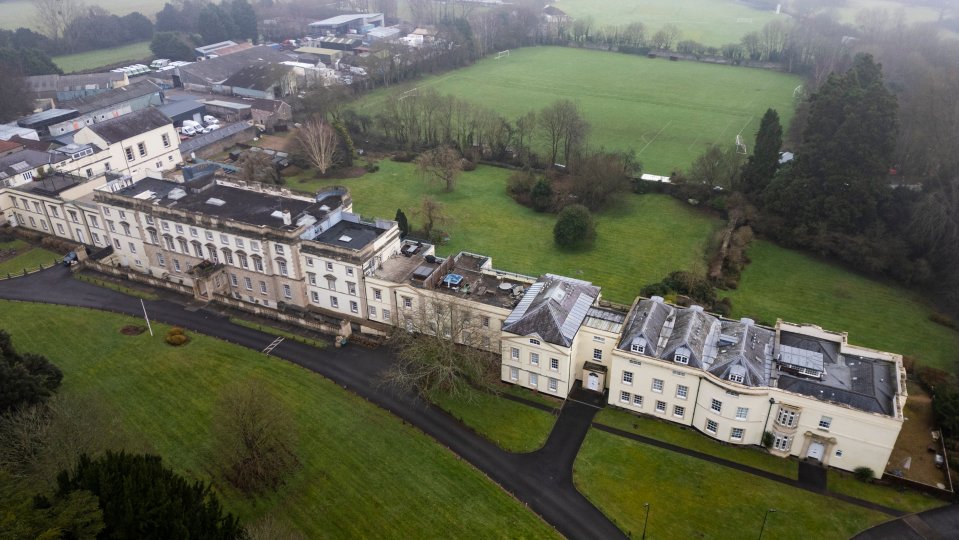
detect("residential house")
[0,149,67,187]
[500,275,602,397]
[72,107,181,181]
[605,296,906,475]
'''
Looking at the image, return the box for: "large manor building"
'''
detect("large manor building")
[0,158,907,477]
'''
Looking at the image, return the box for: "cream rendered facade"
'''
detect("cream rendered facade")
[606,317,906,476]
[502,336,573,397]
[73,120,181,181]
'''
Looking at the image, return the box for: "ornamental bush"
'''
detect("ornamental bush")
[553,204,596,249]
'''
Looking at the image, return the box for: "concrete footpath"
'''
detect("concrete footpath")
[0,267,624,540]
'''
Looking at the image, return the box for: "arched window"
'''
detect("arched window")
[251,254,263,272]
[120,221,131,236]
[275,257,288,276]
[191,240,203,258]
[236,250,248,269]
[162,234,174,250]
[221,248,234,265]
[176,237,188,254]
[146,227,158,244]
[206,244,218,263]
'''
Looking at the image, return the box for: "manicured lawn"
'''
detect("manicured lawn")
[0,239,28,251]
[722,241,959,373]
[350,46,801,174]
[558,0,783,46]
[430,390,557,453]
[0,247,61,276]
[828,469,944,515]
[74,273,160,300]
[594,408,798,478]
[294,161,721,303]
[53,41,152,73]
[501,383,564,409]
[0,301,558,538]
[574,430,888,540]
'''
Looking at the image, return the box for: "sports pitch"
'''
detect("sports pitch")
[352,47,801,175]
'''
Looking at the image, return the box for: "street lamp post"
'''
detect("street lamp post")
[642,502,650,540]
[758,508,776,540]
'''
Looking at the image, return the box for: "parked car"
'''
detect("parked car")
[180,124,197,136]
[203,115,219,125]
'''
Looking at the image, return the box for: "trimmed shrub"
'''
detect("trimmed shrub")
[507,170,536,195]
[853,466,876,482]
[553,204,596,249]
[166,334,188,346]
[461,159,477,172]
[530,178,553,212]
[168,327,185,336]
[761,431,774,449]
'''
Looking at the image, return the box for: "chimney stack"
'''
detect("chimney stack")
[282,209,292,226]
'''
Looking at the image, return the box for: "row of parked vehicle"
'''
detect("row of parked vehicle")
[177,116,221,137]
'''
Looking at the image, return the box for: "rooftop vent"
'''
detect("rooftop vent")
[740,317,755,326]
[320,205,330,211]
[205,197,226,206]
[338,235,352,242]
[168,188,187,200]
[650,295,664,303]
[270,210,285,219]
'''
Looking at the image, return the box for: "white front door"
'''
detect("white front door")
[807,442,825,461]
[587,372,599,391]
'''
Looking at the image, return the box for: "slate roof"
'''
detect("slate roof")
[503,274,600,347]
[617,296,673,357]
[175,46,293,86]
[778,372,895,415]
[87,108,172,143]
[0,149,66,180]
[222,64,292,91]
[314,219,383,250]
[68,80,161,114]
[657,306,721,368]
[707,320,775,386]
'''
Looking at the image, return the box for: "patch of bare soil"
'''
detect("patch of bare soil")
[889,381,951,487]
[120,325,146,336]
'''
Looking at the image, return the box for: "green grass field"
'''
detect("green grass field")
[430,390,557,453]
[52,41,153,73]
[351,47,800,175]
[294,161,721,303]
[574,430,888,540]
[0,301,558,538]
[722,241,959,372]
[594,408,943,513]
[0,247,61,276]
[557,0,783,46]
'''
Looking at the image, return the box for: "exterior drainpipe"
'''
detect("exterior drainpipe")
[764,397,776,437]
[690,374,703,428]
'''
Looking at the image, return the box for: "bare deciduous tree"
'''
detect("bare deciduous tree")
[417,145,462,191]
[32,0,84,41]
[417,195,448,241]
[383,296,499,402]
[539,100,589,171]
[237,151,281,185]
[295,117,340,175]
[213,379,299,494]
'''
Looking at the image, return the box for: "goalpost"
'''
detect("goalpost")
[495,49,510,60]
[399,87,419,101]
[735,134,748,155]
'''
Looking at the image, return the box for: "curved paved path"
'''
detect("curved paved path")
[853,503,959,540]
[0,267,624,540]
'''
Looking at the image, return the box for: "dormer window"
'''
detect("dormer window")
[674,347,690,365]
[728,373,744,383]
[529,338,541,346]
[631,343,645,354]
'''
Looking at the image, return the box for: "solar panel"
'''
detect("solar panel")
[780,344,825,373]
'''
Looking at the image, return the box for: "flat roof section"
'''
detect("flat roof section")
[314,219,383,250]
